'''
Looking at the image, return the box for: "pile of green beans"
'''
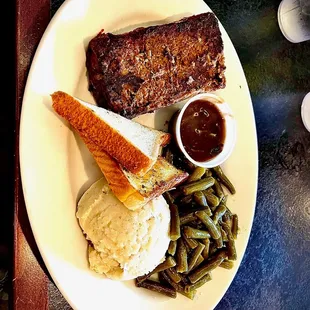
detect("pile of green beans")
[135,151,239,300]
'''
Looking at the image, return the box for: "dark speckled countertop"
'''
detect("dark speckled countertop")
[32,0,310,309]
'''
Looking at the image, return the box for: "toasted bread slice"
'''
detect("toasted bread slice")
[51,91,170,175]
[82,135,188,209]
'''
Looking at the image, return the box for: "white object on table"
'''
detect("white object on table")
[278,0,310,43]
[301,92,310,132]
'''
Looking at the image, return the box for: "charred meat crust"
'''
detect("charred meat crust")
[86,13,226,119]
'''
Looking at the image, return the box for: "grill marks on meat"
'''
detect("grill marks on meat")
[86,13,226,119]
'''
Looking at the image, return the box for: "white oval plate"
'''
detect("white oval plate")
[20,0,258,309]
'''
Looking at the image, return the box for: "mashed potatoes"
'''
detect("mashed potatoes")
[76,178,170,280]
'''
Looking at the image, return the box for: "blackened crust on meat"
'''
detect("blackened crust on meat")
[86,13,226,119]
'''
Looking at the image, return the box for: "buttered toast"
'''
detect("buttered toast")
[84,141,188,210]
[52,91,170,175]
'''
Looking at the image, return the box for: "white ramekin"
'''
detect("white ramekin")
[174,93,237,168]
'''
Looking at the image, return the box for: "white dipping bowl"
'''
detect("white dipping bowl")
[174,93,237,168]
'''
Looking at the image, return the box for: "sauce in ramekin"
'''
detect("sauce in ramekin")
[180,100,226,162]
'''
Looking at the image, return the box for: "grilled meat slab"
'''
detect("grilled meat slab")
[86,13,226,119]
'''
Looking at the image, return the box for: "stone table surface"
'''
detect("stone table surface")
[12,0,310,309]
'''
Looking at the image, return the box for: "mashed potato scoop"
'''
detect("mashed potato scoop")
[76,178,170,280]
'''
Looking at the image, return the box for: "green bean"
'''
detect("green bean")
[182,235,198,249]
[231,214,239,240]
[190,221,203,230]
[204,169,213,177]
[225,205,233,216]
[221,222,237,261]
[136,279,177,298]
[156,166,238,299]
[222,212,232,228]
[212,203,227,225]
[220,227,228,242]
[204,188,215,194]
[183,226,211,239]
[136,256,176,283]
[214,232,223,248]
[219,260,234,269]
[213,179,224,201]
[212,166,236,194]
[203,204,213,217]
[203,191,220,208]
[201,238,210,259]
[221,222,233,239]
[170,189,183,200]
[158,271,169,286]
[181,177,215,196]
[226,238,237,260]
[192,254,204,270]
[183,238,191,253]
[187,242,205,272]
[161,271,185,293]
[188,250,227,283]
[185,205,212,216]
[152,256,177,274]
[183,158,196,172]
[176,238,188,273]
[165,268,182,283]
[222,194,228,204]
[169,204,181,241]
[195,211,221,240]
[193,191,208,207]
[165,148,174,164]
[179,195,192,206]
[168,240,177,256]
[151,256,176,272]
[209,242,218,256]
[187,167,206,183]
[179,289,197,300]
[163,191,175,205]
[180,274,190,286]
[171,274,194,297]
[184,273,212,293]
[180,212,197,225]
[215,223,223,247]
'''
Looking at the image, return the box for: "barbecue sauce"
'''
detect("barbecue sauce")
[180,100,226,162]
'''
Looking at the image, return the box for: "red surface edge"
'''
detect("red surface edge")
[14,0,51,309]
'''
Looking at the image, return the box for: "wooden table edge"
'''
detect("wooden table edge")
[14,0,51,309]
